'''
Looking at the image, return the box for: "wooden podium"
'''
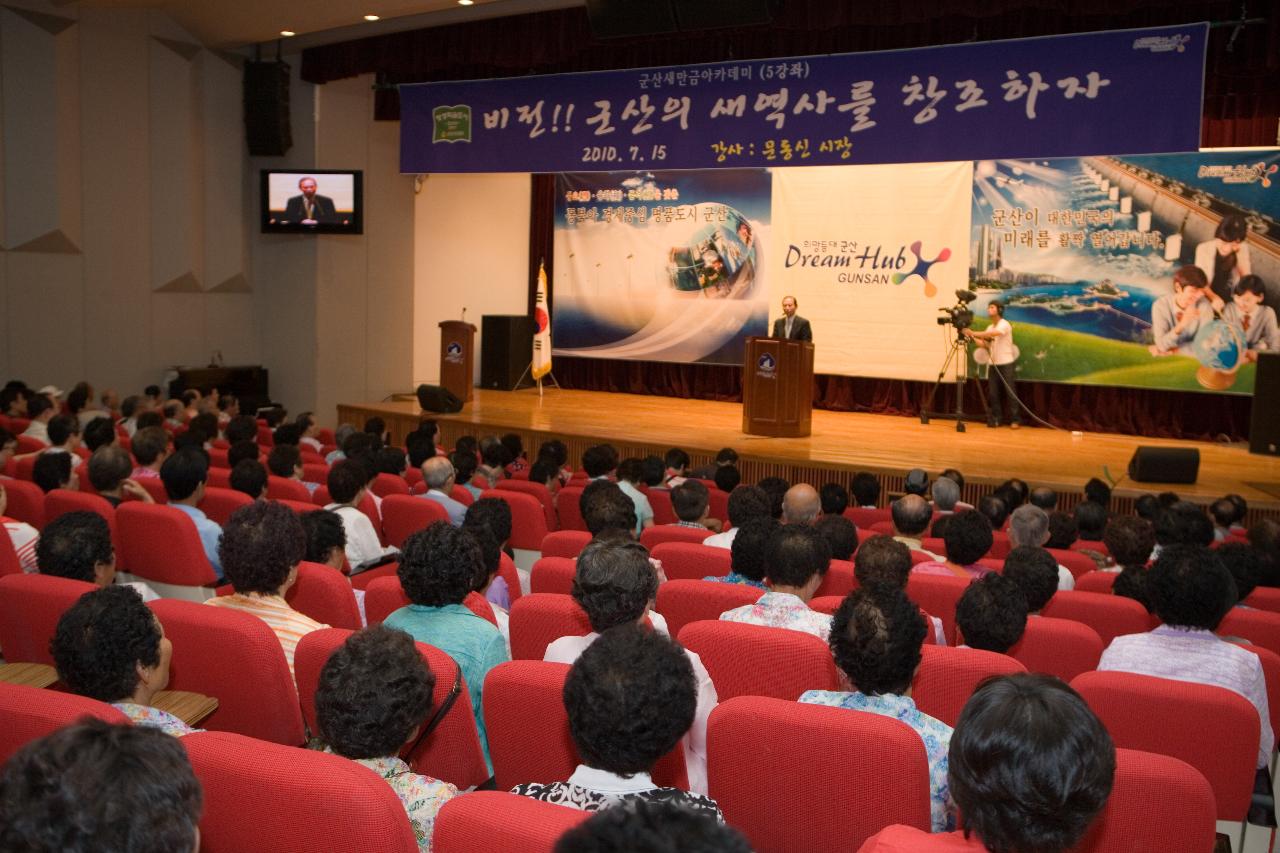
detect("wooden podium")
[741,337,814,437]
[438,321,477,403]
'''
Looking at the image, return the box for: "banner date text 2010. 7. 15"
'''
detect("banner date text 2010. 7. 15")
[581,145,668,164]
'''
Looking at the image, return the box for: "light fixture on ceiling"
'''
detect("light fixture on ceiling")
[280,29,296,36]
[458,0,474,5]
[364,14,380,21]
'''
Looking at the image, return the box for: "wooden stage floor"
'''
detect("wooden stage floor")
[339,388,1280,516]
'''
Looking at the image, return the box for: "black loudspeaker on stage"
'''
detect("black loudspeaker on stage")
[244,61,292,157]
[481,315,535,391]
[1250,352,1280,456]
[416,384,463,414]
[1128,446,1200,484]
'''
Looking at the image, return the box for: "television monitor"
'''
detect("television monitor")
[261,169,362,234]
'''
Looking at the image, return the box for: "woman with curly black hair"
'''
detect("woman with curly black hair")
[315,625,456,851]
[801,587,954,832]
[51,585,197,737]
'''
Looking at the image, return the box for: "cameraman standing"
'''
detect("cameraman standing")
[965,301,1020,429]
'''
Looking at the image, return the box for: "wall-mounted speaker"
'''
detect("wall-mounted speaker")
[244,61,292,157]
[1250,352,1280,456]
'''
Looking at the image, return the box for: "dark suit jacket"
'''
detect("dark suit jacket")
[283,194,338,224]
[771,315,813,341]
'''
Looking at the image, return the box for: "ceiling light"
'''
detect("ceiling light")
[364,14,380,21]
[458,0,474,5]
[280,29,296,36]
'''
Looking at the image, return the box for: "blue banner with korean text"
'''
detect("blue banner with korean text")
[400,24,1207,174]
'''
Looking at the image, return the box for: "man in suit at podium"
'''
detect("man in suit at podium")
[771,295,813,341]
[283,176,337,225]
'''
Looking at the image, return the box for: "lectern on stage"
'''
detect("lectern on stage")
[742,336,814,437]
[438,321,477,404]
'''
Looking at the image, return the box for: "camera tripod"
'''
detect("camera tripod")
[920,329,988,432]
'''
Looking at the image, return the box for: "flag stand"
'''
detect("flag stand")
[512,363,560,396]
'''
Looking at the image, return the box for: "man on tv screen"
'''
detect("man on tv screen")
[284,176,337,225]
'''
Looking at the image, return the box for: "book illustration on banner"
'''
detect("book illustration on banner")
[967,150,1279,395]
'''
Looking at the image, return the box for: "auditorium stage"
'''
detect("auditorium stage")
[338,388,1280,519]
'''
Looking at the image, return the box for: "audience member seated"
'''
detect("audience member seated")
[0,719,203,853]
[1169,501,1215,548]
[83,416,117,453]
[460,520,510,649]
[912,510,993,580]
[815,513,858,561]
[1029,486,1057,511]
[226,438,259,469]
[704,517,774,590]
[955,574,1028,653]
[891,494,939,557]
[268,444,315,494]
[1084,476,1113,509]
[230,458,268,499]
[1103,515,1155,572]
[819,482,849,517]
[419,456,467,527]
[904,468,929,497]
[858,674,1114,853]
[38,510,158,601]
[780,483,821,526]
[295,411,323,453]
[661,447,690,488]
[0,427,15,472]
[302,509,348,572]
[671,480,721,532]
[757,476,789,520]
[33,451,76,493]
[19,393,55,446]
[1112,566,1154,613]
[501,433,527,477]
[0,386,29,419]
[931,476,961,514]
[713,464,741,494]
[1134,493,1160,521]
[579,443,617,483]
[703,485,770,549]
[556,799,749,853]
[1,482,40,572]
[514,623,722,818]
[51,585,194,735]
[443,450,478,501]
[582,481,638,541]
[1098,544,1273,768]
[1001,546,1059,614]
[1007,505,1074,590]
[689,447,738,481]
[856,535,945,645]
[272,423,302,449]
[616,458,654,535]
[130,426,170,480]
[976,494,1008,532]
[314,625,457,849]
[376,446,409,481]
[527,457,561,499]
[384,523,508,772]
[1073,500,1108,544]
[43,414,83,470]
[801,587,955,831]
[205,501,327,683]
[546,538,716,795]
[161,447,223,578]
[851,471,881,509]
[326,460,396,568]
[1252,519,1280,588]
[1045,510,1077,550]
[720,524,833,641]
[224,414,258,446]
[88,445,152,507]
[464,498,514,610]
[1217,542,1263,607]
[476,436,510,488]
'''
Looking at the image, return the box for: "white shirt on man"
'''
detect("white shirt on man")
[988,318,1015,365]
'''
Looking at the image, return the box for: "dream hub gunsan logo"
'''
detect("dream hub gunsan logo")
[785,239,951,297]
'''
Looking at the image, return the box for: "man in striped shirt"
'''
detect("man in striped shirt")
[205,501,327,684]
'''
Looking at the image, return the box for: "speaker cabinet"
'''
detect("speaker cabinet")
[1251,352,1280,456]
[1128,446,1200,484]
[416,384,463,414]
[481,315,535,391]
[244,61,292,157]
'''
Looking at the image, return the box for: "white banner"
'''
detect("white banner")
[769,162,974,381]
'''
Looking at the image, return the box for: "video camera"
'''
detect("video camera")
[936,289,977,330]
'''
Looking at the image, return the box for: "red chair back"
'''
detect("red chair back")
[133,476,168,504]
[647,489,677,525]
[208,446,230,468]
[498,551,523,604]
[148,598,305,745]
[184,730,419,853]
[205,467,231,489]
[1236,643,1280,743]
[294,629,490,791]
[678,620,840,700]
[707,487,730,524]
[0,573,98,664]
[1071,670,1258,821]
[496,479,558,533]
[302,462,329,485]
[283,562,361,630]
[1243,587,1280,614]
[256,423,274,446]
[529,556,577,595]
[654,579,764,640]
[266,475,313,503]
[509,593,594,660]
[450,484,474,507]
[0,530,21,576]
[1041,590,1152,645]
[912,644,1027,727]
[44,488,122,566]
[1074,571,1118,594]
[364,576,411,625]
[540,530,591,559]
[639,524,713,549]
[554,486,587,532]
[433,792,588,853]
[1076,748,1215,853]
[814,559,857,598]
[198,486,254,526]
[905,572,971,645]
[117,503,218,587]
[480,489,548,551]
[845,507,891,528]
[1048,547,1097,580]
[2,479,45,528]
[381,494,448,549]
[275,498,321,516]
[371,472,411,498]
[708,695,931,852]
[14,435,46,456]
[0,682,129,766]
[650,541,732,581]
[1007,616,1103,682]
[1218,607,1280,658]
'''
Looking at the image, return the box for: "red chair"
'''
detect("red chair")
[364,576,411,625]
[184,730,419,853]
[1047,547,1097,580]
[497,551,523,604]
[1007,616,1103,682]
[14,435,46,455]
[814,559,857,598]
[208,446,230,468]
[1218,607,1280,658]
[1,479,45,528]
[205,467,232,489]
[117,503,218,593]
[554,486,587,532]
[1040,590,1151,645]
[1075,748,1216,853]
[433,792,588,853]
[509,593,594,660]
[708,695,931,852]
[0,682,129,765]
[381,494,448,549]
[480,489,548,555]
[905,573,971,645]
[1071,538,1111,558]
[650,541,732,581]
[483,660,687,792]
[540,530,591,559]
[1074,571,1118,594]
[450,484,474,507]
[0,531,21,577]
[1236,643,1280,746]
[0,574,98,664]
[44,488,122,567]
[149,598,306,745]
[371,472,411,498]
[256,423,274,446]
[707,487,729,524]
[496,479,558,534]
[808,595,844,615]
[1071,671,1258,823]
[349,560,395,591]
[640,525,713,549]
[199,486,254,526]
[1244,587,1280,614]
[267,475,313,503]
[844,507,891,528]
[302,462,329,486]
[654,579,764,640]
[678,620,839,700]
[294,629,490,791]
[529,556,577,595]
[133,476,168,503]
[275,498,321,516]
[647,489,677,525]
[912,645,1027,727]
[283,562,361,630]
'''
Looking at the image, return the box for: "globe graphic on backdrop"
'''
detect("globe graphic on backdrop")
[1190,320,1243,372]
